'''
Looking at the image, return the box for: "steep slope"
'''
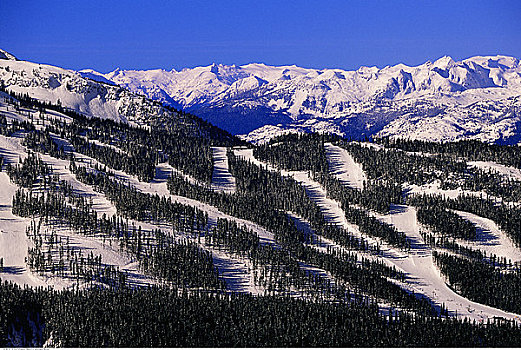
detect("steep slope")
[85,55,521,142]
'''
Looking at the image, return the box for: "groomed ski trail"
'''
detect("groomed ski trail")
[235,147,521,323]
[324,142,366,190]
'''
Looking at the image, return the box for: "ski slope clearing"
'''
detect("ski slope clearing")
[453,210,521,263]
[404,180,493,201]
[234,148,418,272]
[50,143,284,293]
[469,161,521,182]
[158,162,203,187]
[78,137,205,187]
[0,135,57,287]
[0,172,51,288]
[372,204,521,323]
[245,142,521,323]
[235,148,411,258]
[210,146,236,193]
[320,143,521,322]
[79,151,276,246]
[67,154,262,293]
[0,135,155,287]
[234,148,351,229]
[324,142,366,190]
[36,222,156,288]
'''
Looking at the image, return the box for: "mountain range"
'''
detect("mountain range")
[2,48,521,144]
[81,55,521,144]
[4,48,521,346]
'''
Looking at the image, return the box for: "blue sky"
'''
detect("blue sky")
[1,0,520,72]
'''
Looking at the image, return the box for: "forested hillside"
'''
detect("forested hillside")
[2,80,521,346]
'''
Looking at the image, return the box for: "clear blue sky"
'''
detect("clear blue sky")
[1,0,520,72]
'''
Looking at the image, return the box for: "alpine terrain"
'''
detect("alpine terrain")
[82,55,521,144]
[1,48,521,347]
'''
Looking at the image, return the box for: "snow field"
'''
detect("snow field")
[0,134,147,288]
[25,135,286,293]
[78,149,343,296]
[324,142,367,190]
[0,172,50,288]
[234,148,406,260]
[60,153,260,293]
[3,95,521,316]
[366,202,521,323]
[210,146,237,193]
[469,161,521,182]
[452,210,521,263]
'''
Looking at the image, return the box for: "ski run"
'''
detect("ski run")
[1,95,521,323]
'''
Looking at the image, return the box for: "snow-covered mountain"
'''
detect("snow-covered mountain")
[0,49,206,133]
[83,55,521,143]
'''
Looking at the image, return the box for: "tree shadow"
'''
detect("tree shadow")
[154,166,172,182]
[473,225,499,246]
[389,204,408,215]
[1,266,25,275]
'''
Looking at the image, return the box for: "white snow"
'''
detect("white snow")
[0,58,179,128]
[0,134,150,287]
[453,210,521,263]
[324,142,367,190]
[66,146,280,293]
[0,129,262,292]
[372,204,521,323]
[3,61,521,318]
[238,145,521,323]
[404,180,493,201]
[75,54,521,145]
[469,161,521,182]
[0,172,51,288]
[93,55,521,116]
[210,147,236,193]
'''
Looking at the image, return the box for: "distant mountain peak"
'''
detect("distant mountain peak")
[12,53,511,144]
[433,55,455,70]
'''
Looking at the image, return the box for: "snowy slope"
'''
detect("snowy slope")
[210,147,236,193]
[324,142,367,190]
[236,147,521,322]
[84,55,521,143]
[453,210,521,263]
[0,113,258,293]
[0,49,210,133]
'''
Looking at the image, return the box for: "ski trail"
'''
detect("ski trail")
[89,151,334,295]
[0,135,151,287]
[66,154,259,293]
[237,147,521,322]
[80,153,276,246]
[369,203,521,323]
[469,161,521,182]
[0,134,256,292]
[324,142,366,190]
[56,140,277,293]
[210,146,236,193]
[78,138,203,186]
[453,210,521,263]
[0,172,52,288]
[234,148,405,259]
[0,135,70,288]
